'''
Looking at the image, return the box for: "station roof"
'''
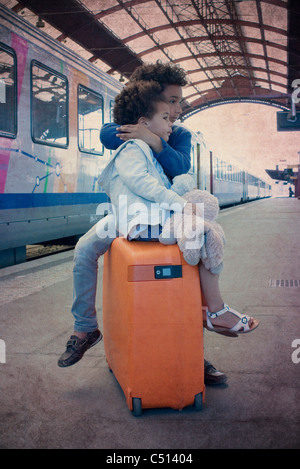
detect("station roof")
[3,0,300,118]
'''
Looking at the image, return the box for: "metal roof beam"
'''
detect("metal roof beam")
[94,0,151,20]
[173,51,287,69]
[255,0,272,91]
[138,35,288,58]
[224,0,257,95]
[121,18,287,44]
[187,64,286,81]
[153,0,223,103]
[181,97,289,119]
[186,77,286,98]
[111,0,174,66]
[190,0,240,99]
[16,0,142,76]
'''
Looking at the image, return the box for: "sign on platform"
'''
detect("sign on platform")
[277,111,300,131]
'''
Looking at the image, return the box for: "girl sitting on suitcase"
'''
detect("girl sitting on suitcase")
[99,80,259,337]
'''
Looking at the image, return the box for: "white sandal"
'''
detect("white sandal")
[206,304,259,337]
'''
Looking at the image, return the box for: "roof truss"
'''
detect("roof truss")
[7,0,298,116]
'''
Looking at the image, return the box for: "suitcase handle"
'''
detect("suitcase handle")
[128,264,182,281]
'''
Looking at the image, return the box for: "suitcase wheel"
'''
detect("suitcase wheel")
[194,392,203,411]
[132,397,142,417]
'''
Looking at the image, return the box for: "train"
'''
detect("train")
[189,130,272,207]
[0,5,271,268]
[0,5,122,268]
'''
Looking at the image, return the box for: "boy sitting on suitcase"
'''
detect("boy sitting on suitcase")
[99,80,259,337]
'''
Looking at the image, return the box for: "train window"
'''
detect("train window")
[0,44,17,138]
[217,159,221,179]
[78,85,104,155]
[31,61,68,147]
[220,161,224,180]
[215,158,219,179]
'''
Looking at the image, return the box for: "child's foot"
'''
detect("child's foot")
[205,304,259,337]
[57,329,103,367]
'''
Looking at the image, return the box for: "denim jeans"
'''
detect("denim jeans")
[71,214,116,332]
[71,218,166,331]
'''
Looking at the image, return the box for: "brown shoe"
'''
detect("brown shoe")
[58,329,102,367]
[204,360,227,385]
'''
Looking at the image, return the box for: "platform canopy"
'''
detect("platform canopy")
[4,0,300,118]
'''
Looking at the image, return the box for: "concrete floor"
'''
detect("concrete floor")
[0,197,299,449]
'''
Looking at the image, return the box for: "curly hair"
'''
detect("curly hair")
[129,60,187,90]
[113,80,167,125]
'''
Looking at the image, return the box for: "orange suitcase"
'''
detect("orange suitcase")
[102,237,205,416]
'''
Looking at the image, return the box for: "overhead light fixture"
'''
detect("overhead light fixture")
[36,17,45,28]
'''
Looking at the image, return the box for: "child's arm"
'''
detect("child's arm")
[114,142,186,211]
[155,126,191,178]
[100,123,191,178]
[100,123,121,150]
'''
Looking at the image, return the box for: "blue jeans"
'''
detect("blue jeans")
[71,214,116,332]
[71,219,163,331]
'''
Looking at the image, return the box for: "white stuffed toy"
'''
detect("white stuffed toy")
[160,174,225,273]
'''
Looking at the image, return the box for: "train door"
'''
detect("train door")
[242,171,248,202]
[195,143,211,193]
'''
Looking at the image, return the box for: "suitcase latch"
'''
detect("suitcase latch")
[154,265,182,279]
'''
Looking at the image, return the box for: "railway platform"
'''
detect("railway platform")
[0,197,299,450]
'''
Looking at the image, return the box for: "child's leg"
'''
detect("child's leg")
[58,215,117,367]
[198,262,257,331]
[72,214,116,336]
[199,262,223,312]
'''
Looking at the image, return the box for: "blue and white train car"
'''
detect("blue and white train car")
[189,129,272,206]
[0,5,122,267]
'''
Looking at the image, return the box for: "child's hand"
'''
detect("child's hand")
[117,124,150,141]
[116,124,163,153]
